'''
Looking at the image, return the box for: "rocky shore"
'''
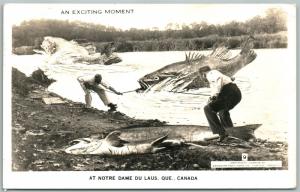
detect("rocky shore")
[11,68,288,171]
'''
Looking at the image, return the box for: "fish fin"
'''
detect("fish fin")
[151,135,168,146]
[185,52,191,64]
[152,147,167,153]
[186,52,204,64]
[210,46,232,60]
[190,52,195,60]
[105,131,129,147]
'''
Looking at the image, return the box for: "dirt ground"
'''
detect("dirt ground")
[11,68,288,171]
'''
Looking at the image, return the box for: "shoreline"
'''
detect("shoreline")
[11,50,289,142]
[11,68,288,171]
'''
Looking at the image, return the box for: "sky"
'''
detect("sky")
[5,4,291,30]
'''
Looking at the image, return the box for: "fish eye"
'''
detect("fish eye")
[69,140,81,145]
[154,76,160,80]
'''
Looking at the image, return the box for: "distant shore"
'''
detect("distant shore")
[13,32,287,55]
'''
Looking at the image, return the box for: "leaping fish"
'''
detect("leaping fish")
[138,36,256,92]
[65,131,171,155]
[39,36,122,65]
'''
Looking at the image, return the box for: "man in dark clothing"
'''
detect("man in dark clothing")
[200,67,242,142]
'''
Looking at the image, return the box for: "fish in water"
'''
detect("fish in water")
[38,36,122,65]
[138,37,256,92]
[65,131,169,155]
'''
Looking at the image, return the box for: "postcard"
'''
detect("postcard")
[2,3,296,189]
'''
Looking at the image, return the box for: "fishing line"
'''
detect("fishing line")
[119,89,211,96]
[121,89,138,94]
[110,77,251,96]
[167,91,210,96]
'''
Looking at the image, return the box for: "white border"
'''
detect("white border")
[2,4,297,189]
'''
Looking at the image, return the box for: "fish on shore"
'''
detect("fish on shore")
[138,37,256,92]
[65,131,170,155]
[119,124,260,143]
[65,124,260,155]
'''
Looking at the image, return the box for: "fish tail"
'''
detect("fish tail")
[240,36,255,54]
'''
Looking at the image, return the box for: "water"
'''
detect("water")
[11,49,293,141]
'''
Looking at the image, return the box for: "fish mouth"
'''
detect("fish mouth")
[138,76,162,91]
[138,79,150,90]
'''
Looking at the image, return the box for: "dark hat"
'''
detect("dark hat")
[94,74,102,84]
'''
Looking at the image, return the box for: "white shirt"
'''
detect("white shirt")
[206,70,232,97]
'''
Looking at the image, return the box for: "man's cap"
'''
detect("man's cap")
[94,74,102,83]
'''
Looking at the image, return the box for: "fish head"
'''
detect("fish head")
[138,74,161,90]
[138,72,176,91]
[65,138,96,155]
[137,53,210,92]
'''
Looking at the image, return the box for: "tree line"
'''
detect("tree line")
[12,8,287,51]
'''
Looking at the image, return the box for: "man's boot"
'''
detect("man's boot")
[108,103,117,112]
[218,131,229,142]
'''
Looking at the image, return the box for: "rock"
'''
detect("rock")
[42,97,66,104]
[31,69,56,87]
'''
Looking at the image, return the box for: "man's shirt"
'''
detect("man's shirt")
[206,70,232,97]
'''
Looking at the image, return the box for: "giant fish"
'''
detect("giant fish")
[39,36,122,65]
[138,37,256,92]
[65,131,169,155]
[65,124,260,155]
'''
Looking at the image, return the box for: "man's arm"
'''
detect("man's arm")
[109,86,123,95]
[101,81,123,95]
[77,76,89,94]
[210,77,222,97]
[208,76,223,102]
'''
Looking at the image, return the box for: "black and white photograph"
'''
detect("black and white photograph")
[2,3,296,189]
